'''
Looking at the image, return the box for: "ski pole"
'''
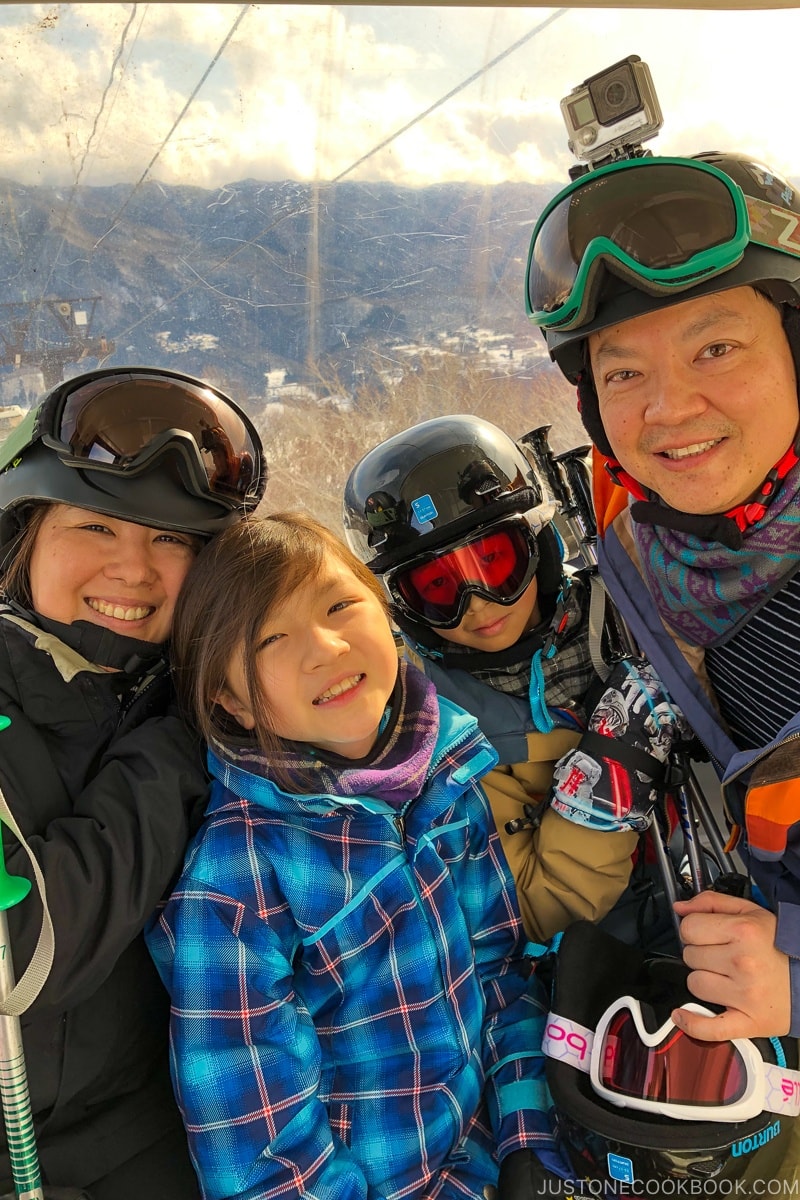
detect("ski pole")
[0,715,44,1200]
[517,425,746,908]
[669,760,710,895]
[0,897,43,1200]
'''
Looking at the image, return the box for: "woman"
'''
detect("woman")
[0,367,265,1199]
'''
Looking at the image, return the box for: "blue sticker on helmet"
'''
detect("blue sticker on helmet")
[607,1153,634,1183]
[411,494,438,524]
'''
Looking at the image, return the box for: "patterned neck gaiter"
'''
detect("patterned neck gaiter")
[215,657,441,811]
[632,458,800,647]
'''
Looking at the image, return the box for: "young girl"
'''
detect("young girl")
[147,512,568,1200]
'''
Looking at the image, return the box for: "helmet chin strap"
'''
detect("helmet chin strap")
[604,436,800,552]
[12,602,166,675]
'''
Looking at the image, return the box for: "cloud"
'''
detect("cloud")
[0,4,798,190]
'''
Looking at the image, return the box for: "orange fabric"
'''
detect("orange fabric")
[592,446,628,538]
[723,824,742,853]
[745,778,800,856]
[640,795,680,864]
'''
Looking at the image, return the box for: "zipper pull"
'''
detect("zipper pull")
[504,803,543,836]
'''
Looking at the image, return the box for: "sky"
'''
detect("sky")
[0,3,798,191]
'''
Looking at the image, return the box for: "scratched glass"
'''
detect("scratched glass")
[1,4,799,537]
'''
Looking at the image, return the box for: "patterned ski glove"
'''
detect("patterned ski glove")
[549,657,690,832]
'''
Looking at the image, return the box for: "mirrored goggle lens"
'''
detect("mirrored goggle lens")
[599,1008,748,1107]
[528,163,742,324]
[394,526,536,626]
[53,374,260,502]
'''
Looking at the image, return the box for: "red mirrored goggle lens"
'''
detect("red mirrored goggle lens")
[599,1009,748,1107]
[52,374,261,503]
[394,526,536,626]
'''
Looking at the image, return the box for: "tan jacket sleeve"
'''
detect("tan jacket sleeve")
[486,732,638,942]
[404,641,638,941]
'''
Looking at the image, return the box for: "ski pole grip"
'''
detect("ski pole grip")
[0,717,54,1015]
[0,716,28,909]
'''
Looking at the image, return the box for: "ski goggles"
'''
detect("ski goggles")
[543,999,800,1123]
[32,370,264,511]
[526,156,784,333]
[385,518,540,629]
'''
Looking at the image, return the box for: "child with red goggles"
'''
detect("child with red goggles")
[344,415,682,946]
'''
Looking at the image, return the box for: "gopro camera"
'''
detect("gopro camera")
[560,55,663,169]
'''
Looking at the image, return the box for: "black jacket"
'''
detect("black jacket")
[0,606,208,1187]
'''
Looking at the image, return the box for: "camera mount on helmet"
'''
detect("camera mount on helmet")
[560,54,663,176]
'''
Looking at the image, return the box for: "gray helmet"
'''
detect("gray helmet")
[0,366,267,563]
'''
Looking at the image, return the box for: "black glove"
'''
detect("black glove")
[497,1148,571,1199]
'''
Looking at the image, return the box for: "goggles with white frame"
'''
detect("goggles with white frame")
[543,996,800,1124]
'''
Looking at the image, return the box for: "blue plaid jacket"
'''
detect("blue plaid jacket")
[147,697,561,1199]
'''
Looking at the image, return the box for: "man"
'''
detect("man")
[525,150,800,1050]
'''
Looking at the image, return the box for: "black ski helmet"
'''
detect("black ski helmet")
[343,415,563,644]
[0,366,267,567]
[543,921,797,1190]
[531,153,800,456]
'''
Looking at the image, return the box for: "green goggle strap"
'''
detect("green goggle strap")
[526,157,753,331]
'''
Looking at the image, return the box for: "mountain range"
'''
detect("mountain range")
[0,177,555,399]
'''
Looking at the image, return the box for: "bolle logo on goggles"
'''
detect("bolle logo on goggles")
[543,1017,590,1070]
[731,1119,781,1157]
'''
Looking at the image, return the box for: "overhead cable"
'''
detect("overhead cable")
[332,8,570,183]
[94,3,251,247]
[115,7,568,337]
[32,5,143,321]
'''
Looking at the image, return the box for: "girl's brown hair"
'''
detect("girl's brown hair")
[170,511,391,772]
